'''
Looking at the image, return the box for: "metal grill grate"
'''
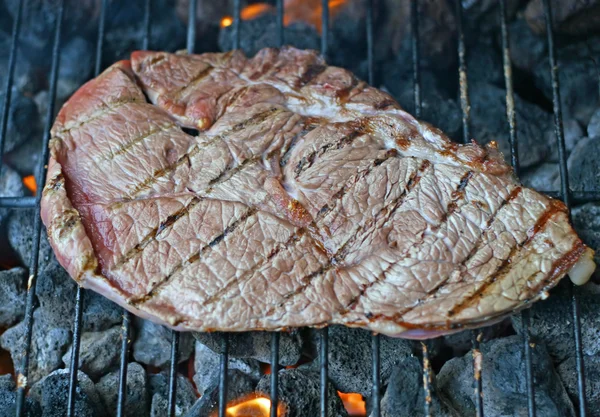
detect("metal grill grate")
[0,0,593,416]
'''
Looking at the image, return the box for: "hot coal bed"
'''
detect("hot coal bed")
[1,0,600,416]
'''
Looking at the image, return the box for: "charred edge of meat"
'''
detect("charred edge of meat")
[113,197,203,269]
[315,150,400,222]
[446,201,566,317]
[341,167,476,314]
[335,76,360,103]
[373,98,398,110]
[296,64,327,88]
[201,232,304,307]
[333,159,431,262]
[293,125,364,177]
[44,173,65,193]
[532,240,586,296]
[131,208,257,305]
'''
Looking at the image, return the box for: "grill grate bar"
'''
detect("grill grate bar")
[454,0,470,143]
[66,0,110,410]
[421,343,433,417]
[187,0,197,53]
[142,0,153,50]
[167,331,180,417]
[276,0,284,48]
[541,1,588,415]
[0,0,23,174]
[270,333,280,417]
[471,331,484,417]
[66,287,84,417]
[116,312,132,417]
[218,334,230,417]
[411,0,421,119]
[233,0,241,50]
[14,1,65,416]
[498,1,536,415]
[321,0,329,59]
[371,334,381,417]
[319,328,329,417]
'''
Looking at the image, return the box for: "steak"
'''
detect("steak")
[41,46,595,338]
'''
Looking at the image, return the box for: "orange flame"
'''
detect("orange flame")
[220,0,348,33]
[23,175,37,194]
[338,392,366,417]
[214,394,285,417]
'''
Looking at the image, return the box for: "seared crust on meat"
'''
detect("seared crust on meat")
[41,47,592,338]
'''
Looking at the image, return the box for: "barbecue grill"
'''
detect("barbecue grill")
[0,0,596,416]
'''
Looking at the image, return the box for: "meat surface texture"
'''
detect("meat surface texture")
[41,47,594,338]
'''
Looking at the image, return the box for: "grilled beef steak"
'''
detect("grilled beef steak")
[41,47,595,338]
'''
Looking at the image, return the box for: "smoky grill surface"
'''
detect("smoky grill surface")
[40,46,590,338]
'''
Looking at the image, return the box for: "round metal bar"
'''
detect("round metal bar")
[411,0,421,118]
[319,328,329,417]
[371,334,381,417]
[218,335,230,417]
[167,331,180,417]
[233,0,241,50]
[66,287,84,417]
[116,312,132,417]
[321,0,329,59]
[187,0,197,53]
[270,332,280,417]
[276,0,284,47]
[455,0,470,143]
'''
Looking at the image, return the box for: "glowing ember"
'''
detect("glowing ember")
[23,175,37,194]
[219,0,348,33]
[214,394,285,417]
[338,392,366,417]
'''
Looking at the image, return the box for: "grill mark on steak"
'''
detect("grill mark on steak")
[56,100,143,135]
[376,186,524,321]
[131,207,257,305]
[97,123,177,163]
[314,149,400,223]
[262,160,432,315]
[200,232,304,307]
[340,168,476,315]
[171,65,215,99]
[445,198,566,317]
[128,108,282,197]
[293,121,365,178]
[113,196,204,269]
[529,240,585,297]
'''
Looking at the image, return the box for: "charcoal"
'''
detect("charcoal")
[442,319,511,357]
[557,355,600,417]
[525,0,600,36]
[4,134,42,177]
[62,326,122,380]
[148,372,197,417]
[0,267,27,328]
[95,362,149,417]
[0,309,71,385]
[193,341,260,396]
[521,163,560,192]
[438,335,575,417]
[185,370,256,417]
[381,355,457,417]
[132,318,193,368]
[307,326,412,397]
[466,36,503,85]
[0,29,38,94]
[256,368,348,417]
[462,0,520,32]
[0,86,41,155]
[507,18,547,73]
[57,37,95,103]
[567,137,600,191]
[589,107,600,138]
[0,374,41,417]
[512,283,600,362]
[219,15,319,57]
[384,68,462,142]
[103,0,185,66]
[534,37,600,125]
[572,204,600,280]
[0,166,26,198]
[470,81,553,168]
[8,209,54,267]
[29,369,103,417]
[561,118,585,153]
[192,330,303,367]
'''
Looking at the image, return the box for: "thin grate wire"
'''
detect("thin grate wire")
[14,1,65,416]
[498,1,536,415]
[67,0,110,414]
[541,0,588,415]
[0,0,23,173]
